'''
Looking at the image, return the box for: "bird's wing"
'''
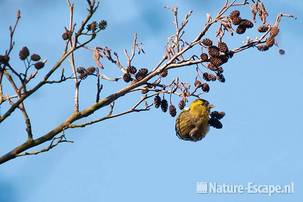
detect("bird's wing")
[189,125,209,141]
[175,110,195,140]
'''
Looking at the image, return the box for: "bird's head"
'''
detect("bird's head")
[189,99,214,114]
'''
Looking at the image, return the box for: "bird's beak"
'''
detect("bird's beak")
[208,104,215,109]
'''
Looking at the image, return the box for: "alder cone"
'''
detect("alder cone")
[135,68,148,81]
[169,105,177,117]
[154,95,161,108]
[160,69,168,77]
[218,42,229,53]
[98,20,107,30]
[239,19,254,29]
[231,16,242,25]
[211,111,225,120]
[123,73,132,83]
[19,47,30,60]
[87,21,97,31]
[137,68,148,77]
[161,99,168,112]
[236,26,246,34]
[219,55,228,64]
[201,83,210,92]
[0,55,10,64]
[127,66,137,74]
[208,46,220,57]
[202,38,213,47]
[62,31,72,40]
[230,10,240,18]
[217,73,226,83]
[216,66,224,74]
[34,62,44,70]
[203,72,217,81]
[203,72,211,81]
[31,54,41,61]
[207,63,220,71]
[257,45,269,51]
[200,53,209,62]
[86,67,96,74]
[77,67,86,74]
[209,118,223,129]
[210,57,223,67]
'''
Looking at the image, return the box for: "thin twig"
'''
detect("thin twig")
[69,94,154,128]
[17,134,73,157]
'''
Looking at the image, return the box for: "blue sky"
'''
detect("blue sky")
[0,0,302,202]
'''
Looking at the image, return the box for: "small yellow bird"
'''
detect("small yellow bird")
[175,99,214,142]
